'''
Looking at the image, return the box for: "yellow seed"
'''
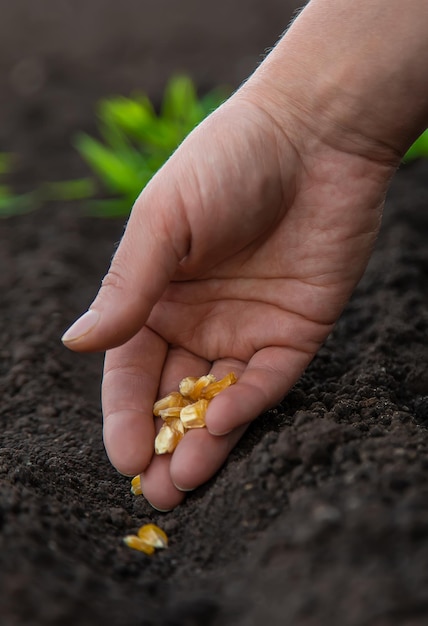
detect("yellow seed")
[130,474,142,496]
[153,391,190,416]
[155,418,185,454]
[123,524,168,554]
[137,523,168,549]
[180,398,209,429]
[179,375,216,401]
[201,371,237,400]
[177,376,198,398]
[123,535,155,555]
[158,406,183,420]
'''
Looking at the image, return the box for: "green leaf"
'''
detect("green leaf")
[161,75,200,123]
[99,95,156,139]
[74,132,144,196]
[403,129,428,162]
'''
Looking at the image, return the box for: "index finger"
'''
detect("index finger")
[102,326,168,476]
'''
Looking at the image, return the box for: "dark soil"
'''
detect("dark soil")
[1,2,428,625]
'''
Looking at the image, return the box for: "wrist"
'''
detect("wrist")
[241,0,428,166]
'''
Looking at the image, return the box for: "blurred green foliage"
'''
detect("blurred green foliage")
[402,128,428,163]
[0,75,228,218]
[71,75,229,216]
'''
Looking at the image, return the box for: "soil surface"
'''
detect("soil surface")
[1,2,428,625]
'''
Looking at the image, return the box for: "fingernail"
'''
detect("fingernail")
[146,499,173,513]
[61,309,99,344]
[207,427,232,436]
[173,483,196,493]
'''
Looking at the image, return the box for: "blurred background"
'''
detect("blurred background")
[0,0,304,179]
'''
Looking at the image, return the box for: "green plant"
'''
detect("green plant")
[68,75,229,216]
[0,76,228,218]
[403,128,428,163]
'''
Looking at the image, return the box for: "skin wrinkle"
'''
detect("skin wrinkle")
[156,273,357,333]
[103,407,148,428]
[238,93,300,207]
[159,283,338,327]
[250,60,404,170]
[167,164,198,264]
[147,193,191,268]
[103,362,165,413]
[172,112,287,275]
[149,301,329,363]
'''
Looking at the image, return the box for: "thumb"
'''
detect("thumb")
[61,172,190,352]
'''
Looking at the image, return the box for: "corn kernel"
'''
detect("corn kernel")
[152,372,238,454]
[153,392,190,416]
[158,406,183,420]
[123,535,155,554]
[137,523,168,549]
[178,376,198,398]
[179,375,216,401]
[180,398,209,429]
[130,474,142,496]
[155,418,185,454]
[123,524,168,554]
[201,371,237,399]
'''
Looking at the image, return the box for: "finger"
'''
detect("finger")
[102,326,167,476]
[138,349,210,510]
[139,424,247,509]
[205,345,313,435]
[139,454,185,512]
[208,357,247,382]
[61,173,190,352]
[170,425,247,492]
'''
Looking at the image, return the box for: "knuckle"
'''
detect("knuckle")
[100,261,128,294]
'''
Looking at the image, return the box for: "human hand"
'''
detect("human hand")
[63,0,428,510]
[62,86,396,510]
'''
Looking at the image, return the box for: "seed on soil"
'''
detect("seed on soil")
[123,534,155,554]
[123,523,168,554]
[130,474,142,496]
